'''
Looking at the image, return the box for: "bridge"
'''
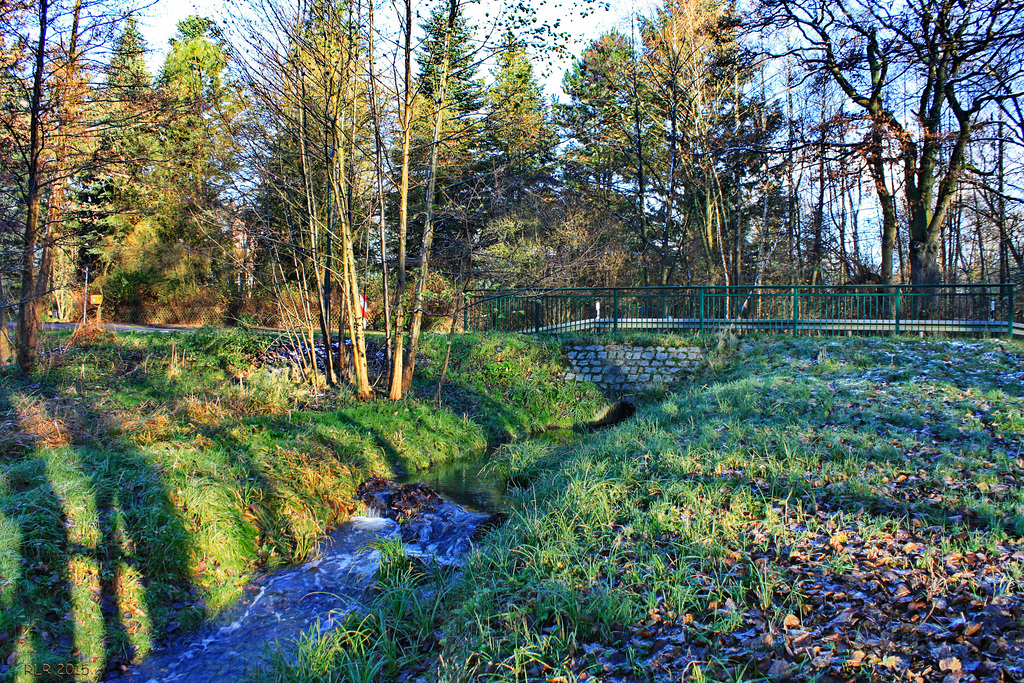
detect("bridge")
[465,284,1022,339]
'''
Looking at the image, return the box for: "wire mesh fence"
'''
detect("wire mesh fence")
[466,284,1019,339]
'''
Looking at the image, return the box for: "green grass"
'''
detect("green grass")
[271,335,1024,682]
[0,327,605,682]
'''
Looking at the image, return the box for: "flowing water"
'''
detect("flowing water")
[106,456,499,683]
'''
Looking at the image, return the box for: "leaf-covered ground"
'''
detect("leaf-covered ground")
[438,336,1024,683]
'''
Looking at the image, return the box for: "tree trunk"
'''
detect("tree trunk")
[387,0,414,400]
[403,0,457,395]
[0,281,12,364]
[366,0,392,359]
[16,0,50,375]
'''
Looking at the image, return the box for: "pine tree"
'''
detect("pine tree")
[405,2,486,270]
[417,4,483,116]
[157,16,239,217]
[78,15,159,290]
[107,15,150,98]
[482,34,556,207]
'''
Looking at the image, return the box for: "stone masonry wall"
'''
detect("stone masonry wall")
[563,344,704,393]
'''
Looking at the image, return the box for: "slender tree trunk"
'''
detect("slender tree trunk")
[403,0,457,394]
[16,0,50,374]
[661,75,679,287]
[811,115,825,285]
[0,280,12,364]
[387,0,414,400]
[997,119,1009,290]
[366,0,392,359]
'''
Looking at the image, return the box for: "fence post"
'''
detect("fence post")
[792,286,798,336]
[613,288,619,333]
[534,298,540,334]
[894,287,901,336]
[699,287,705,333]
[463,293,470,333]
[1009,284,1016,338]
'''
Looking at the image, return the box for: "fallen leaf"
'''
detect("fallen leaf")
[939,657,962,672]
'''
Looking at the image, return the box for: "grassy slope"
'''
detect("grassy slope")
[0,328,605,682]
[433,336,1024,682]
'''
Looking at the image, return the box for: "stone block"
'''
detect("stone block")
[641,350,655,360]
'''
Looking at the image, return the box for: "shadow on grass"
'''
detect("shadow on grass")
[0,382,199,683]
[332,412,407,477]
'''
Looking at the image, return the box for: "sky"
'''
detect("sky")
[133,0,646,99]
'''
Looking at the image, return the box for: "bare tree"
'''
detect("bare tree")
[237,0,373,397]
[759,0,1024,287]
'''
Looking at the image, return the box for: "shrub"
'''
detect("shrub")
[182,324,270,376]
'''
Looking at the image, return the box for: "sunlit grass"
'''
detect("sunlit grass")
[0,329,606,681]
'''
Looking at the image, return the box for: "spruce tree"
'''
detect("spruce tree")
[77,15,157,281]
[483,34,556,207]
[407,2,486,270]
[416,4,482,116]
[107,15,151,98]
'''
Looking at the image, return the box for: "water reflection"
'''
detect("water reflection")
[400,456,505,513]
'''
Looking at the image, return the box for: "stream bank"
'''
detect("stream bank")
[104,480,494,683]
[1,329,633,683]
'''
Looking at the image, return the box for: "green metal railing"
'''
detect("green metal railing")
[465,284,1019,338]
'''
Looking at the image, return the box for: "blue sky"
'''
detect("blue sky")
[134,0,641,98]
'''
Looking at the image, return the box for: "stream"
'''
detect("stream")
[106,456,502,683]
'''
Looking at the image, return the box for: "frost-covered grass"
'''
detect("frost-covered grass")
[436,336,1024,682]
[279,335,1024,683]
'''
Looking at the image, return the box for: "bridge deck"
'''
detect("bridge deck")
[517,317,1021,337]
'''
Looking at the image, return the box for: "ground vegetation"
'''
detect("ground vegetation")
[266,335,1024,683]
[0,327,605,680]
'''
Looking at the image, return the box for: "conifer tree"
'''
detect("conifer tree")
[107,15,151,98]
[406,2,485,269]
[79,16,155,243]
[417,4,483,116]
[483,34,556,207]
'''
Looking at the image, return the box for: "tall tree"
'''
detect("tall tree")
[78,15,156,264]
[481,33,557,211]
[760,0,1024,287]
[559,30,646,261]
[405,0,485,269]
[0,0,125,372]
